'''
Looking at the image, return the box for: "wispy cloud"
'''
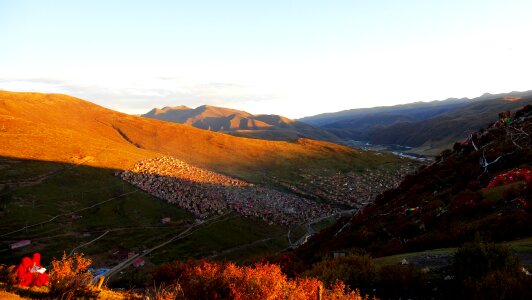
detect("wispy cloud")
[0,77,278,115]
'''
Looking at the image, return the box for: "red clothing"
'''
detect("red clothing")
[16,257,33,287]
[16,253,49,287]
[31,252,49,287]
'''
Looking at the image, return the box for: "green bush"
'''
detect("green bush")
[452,241,531,300]
[451,241,519,280]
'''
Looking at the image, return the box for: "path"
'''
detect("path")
[290,209,356,248]
[68,230,110,258]
[105,213,235,279]
[0,156,93,192]
[0,190,138,238]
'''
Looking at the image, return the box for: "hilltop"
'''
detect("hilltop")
[143,104,341,143]
[0,91,402,182]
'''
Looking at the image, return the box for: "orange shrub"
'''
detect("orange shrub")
[153,259,371,299]
[49,252,95,299]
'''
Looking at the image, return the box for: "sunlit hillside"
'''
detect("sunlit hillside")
[0,90,413,278]
[0,91,404,184]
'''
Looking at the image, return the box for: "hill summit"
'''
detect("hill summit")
[143,104,341,142]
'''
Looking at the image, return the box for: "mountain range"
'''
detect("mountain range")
[299,90,532,155]
[142,105,341,143]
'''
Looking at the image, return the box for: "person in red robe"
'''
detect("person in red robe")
[30,252,49,287]
[16,256,33,287]
[15,253,49,287]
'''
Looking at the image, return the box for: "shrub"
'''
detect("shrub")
[376,264,428,299]
[460,270,532,300]
[450,190,482,215]
[304,254,376,294]
[49,252,96,299]
[451,241,519,280]
[153,259,368,299]
[0,264,16,285]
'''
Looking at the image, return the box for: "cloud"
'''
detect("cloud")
[0,77,278,115]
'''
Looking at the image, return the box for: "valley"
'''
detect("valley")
[0,91,530,299]
[0,91,414,287]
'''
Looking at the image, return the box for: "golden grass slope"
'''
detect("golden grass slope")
[0,90,403,181]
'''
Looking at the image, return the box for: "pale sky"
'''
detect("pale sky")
[1,0,531,118]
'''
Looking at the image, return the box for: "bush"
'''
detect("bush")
[376,264,428,299]
[450,241,531,299]
[0,264,16,284]
[49,252,96,299]
[451,241,519,280]
[304,254,376,294]
[461,270,532,300]
[153,259,369,299]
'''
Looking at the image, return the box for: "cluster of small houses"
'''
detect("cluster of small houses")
[119,157,337,226]
[283,166,416,207]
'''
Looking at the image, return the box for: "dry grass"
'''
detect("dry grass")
[0,90,404,183]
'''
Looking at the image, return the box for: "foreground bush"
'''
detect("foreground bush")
[304,254,376,294]
[49,252,96,299]
[377,264,428,299]
[0,264,16,285]
[451,241,519,279]
[153,259,370,299]
[452,241,531,300]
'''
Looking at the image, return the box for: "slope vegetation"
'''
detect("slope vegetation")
[298,105,532,260]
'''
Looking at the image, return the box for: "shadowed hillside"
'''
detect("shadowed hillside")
[143,104,342,143]
[297,105,532,261]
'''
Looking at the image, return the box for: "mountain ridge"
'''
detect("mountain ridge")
[299,90,532,155]
[142,104,341,143]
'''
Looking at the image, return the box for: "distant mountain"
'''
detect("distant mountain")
[143,105,342,143]
[367,96,532,155]
[299,90,532,155]
[299,98,471,127]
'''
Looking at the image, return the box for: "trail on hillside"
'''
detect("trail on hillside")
[0,190,137,238]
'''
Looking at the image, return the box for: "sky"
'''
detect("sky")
[1,0,531,118]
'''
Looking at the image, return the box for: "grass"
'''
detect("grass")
[372,248,456,269]
[148,214,287,264]
[312,216,338,232]
[372,237,532,269]
[0,158,292,269]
